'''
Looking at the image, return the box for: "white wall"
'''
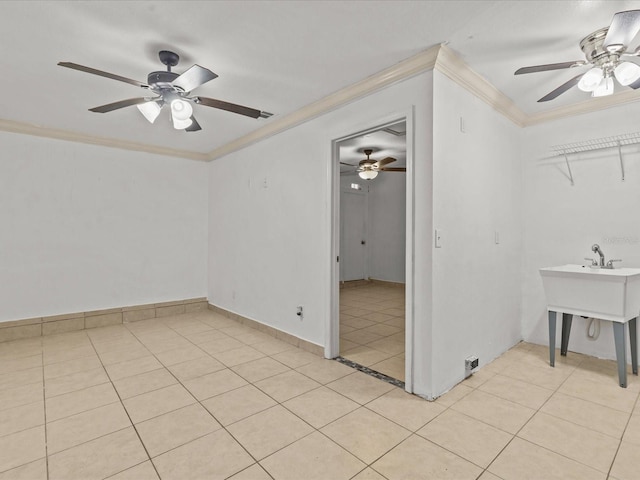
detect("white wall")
[208,72,434,395]
[0,133,208,322]
[522,102,640,361]
[339,173,406,283]
[431,71,523,395]
[367,171,406,283]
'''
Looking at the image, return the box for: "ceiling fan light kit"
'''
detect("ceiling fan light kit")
[515,10,640,102]
[58,50,273,132]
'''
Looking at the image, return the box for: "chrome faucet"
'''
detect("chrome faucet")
[592,244,605,267]
[589,244,622,269]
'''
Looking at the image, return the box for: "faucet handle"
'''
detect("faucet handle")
[607,259,622,268]
[584,257,598,266]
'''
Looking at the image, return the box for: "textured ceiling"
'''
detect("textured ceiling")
[2,1,640,157]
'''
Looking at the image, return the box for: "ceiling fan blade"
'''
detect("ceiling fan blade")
[58,62,148,88]
[379,167,406,172]
[603,10,640,49]
[196,97,263,118]
[375,157,397,168]
[89,97,150,113]
[628,77,640,89]
[185,116,202,132]
[514,61,585,75]
[537,73,585,102]
[339,162,354,166]
[172,65,218,93]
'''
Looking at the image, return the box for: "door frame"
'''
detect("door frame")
[326,107,415,393]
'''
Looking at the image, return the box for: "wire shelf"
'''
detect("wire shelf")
[551,132,640,155]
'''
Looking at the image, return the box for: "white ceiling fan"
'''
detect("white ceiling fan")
[515,9,640,102]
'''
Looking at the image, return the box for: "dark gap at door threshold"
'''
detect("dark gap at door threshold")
[335,356,405,389]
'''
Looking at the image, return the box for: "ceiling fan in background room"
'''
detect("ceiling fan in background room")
[341,149,406,180]
[58,50,273,132]
[515,9,640,102]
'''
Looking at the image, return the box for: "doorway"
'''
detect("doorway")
[330,119,410,387]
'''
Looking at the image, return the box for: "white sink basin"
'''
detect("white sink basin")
[540,264,640,322]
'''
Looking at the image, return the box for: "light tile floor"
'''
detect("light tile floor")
[339,283,405,381]
[0,310,639,479]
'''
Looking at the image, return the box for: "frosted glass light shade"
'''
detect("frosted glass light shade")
[592,76,614,97]
[614,61,640,86]
[358,170,378,180]
[136,101,161,123]
[170,99,194,129]
[577,67,604,92]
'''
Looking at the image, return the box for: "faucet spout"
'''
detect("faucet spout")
[592,244,605,267]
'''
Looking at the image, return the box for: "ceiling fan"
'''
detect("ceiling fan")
[341,149,406,180]
[514,10,640,102]
[58,50,273,132]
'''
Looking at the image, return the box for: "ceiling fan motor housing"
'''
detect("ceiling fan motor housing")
[580,27,622,68]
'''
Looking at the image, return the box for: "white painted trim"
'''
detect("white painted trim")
[524,89,640,126]
[208,46,441,161]
[434,45,527,127]
[0,119,208,162]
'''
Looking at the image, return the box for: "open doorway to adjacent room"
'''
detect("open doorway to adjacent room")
[335,121,407,384]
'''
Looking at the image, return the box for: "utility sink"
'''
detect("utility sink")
[540,264,640,388]
[540,264,640,322]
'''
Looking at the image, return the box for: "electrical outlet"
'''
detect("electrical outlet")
[465,356,479,371]
[296,306,303,320]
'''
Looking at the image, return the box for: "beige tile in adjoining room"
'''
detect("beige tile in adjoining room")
[154,345,207,367]
[0,426,45,473]
[152,429,254,480]
[181,328,230,345]
[341,346,393,367]
[231,356,290,383]
[261,431,365,480]
[0,367,42,393]
[327,372,395,405]
[167,356,226,382]
[283,386,359,429]
[254,370,321,403]
[417,409,512,468]
[435,383,474,407]
[341,317,377,329]
[123,384,196,424]
[622,413,640,445]
[370,355,405,381]
[295,359,354,385]
[202,384,277,427]
[144,337,193,355]
[0,401,44,437]
[0,382,43,412]
[113,368,177,400]
[451,389,536,434]
[45,382,119,421]
[366,388,445,431]
[366,338,404,355]
[227,405,314,460]
[478,374,554,410]
[47,402,132,454]
[559,375,638,413]
[0,458,47,480]
[321,407,410,464]
[518,412,619,474]
[228,464,271,480]
[270,349,319,368]
[106,461,159,480]
[541,392,630,439]
[488,437,604,480]
[43,355,102,380]
[372,434,482,480]
[44,366,109,397]
[0,354,42,375]
[105,355,163,381]
[48,427,148,480]
[213,345,266,367]
[136,403,221,457]
[98,346,151,366]
[341,330,384,346]
[197,337,245,356]
[251,338,297,356]
[499,361,571,390]
[351,468,386,480]
[183,368,248,401]
[610,440,640,480]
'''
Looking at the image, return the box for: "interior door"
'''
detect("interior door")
[340,190,367,281]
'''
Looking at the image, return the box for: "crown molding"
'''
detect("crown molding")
[434,44,528,127]
[523,89,640,126]
[206,45,442,161]
[0,119,208,162]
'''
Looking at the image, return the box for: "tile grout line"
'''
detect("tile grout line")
[606,390,640,479]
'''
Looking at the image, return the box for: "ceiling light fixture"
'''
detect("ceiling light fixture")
[358,169,378,180]
[136,100,162,123]
[170,99,193,129]
[577,67,604,92]
[614,61,640,85]
[592,75,615,97]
